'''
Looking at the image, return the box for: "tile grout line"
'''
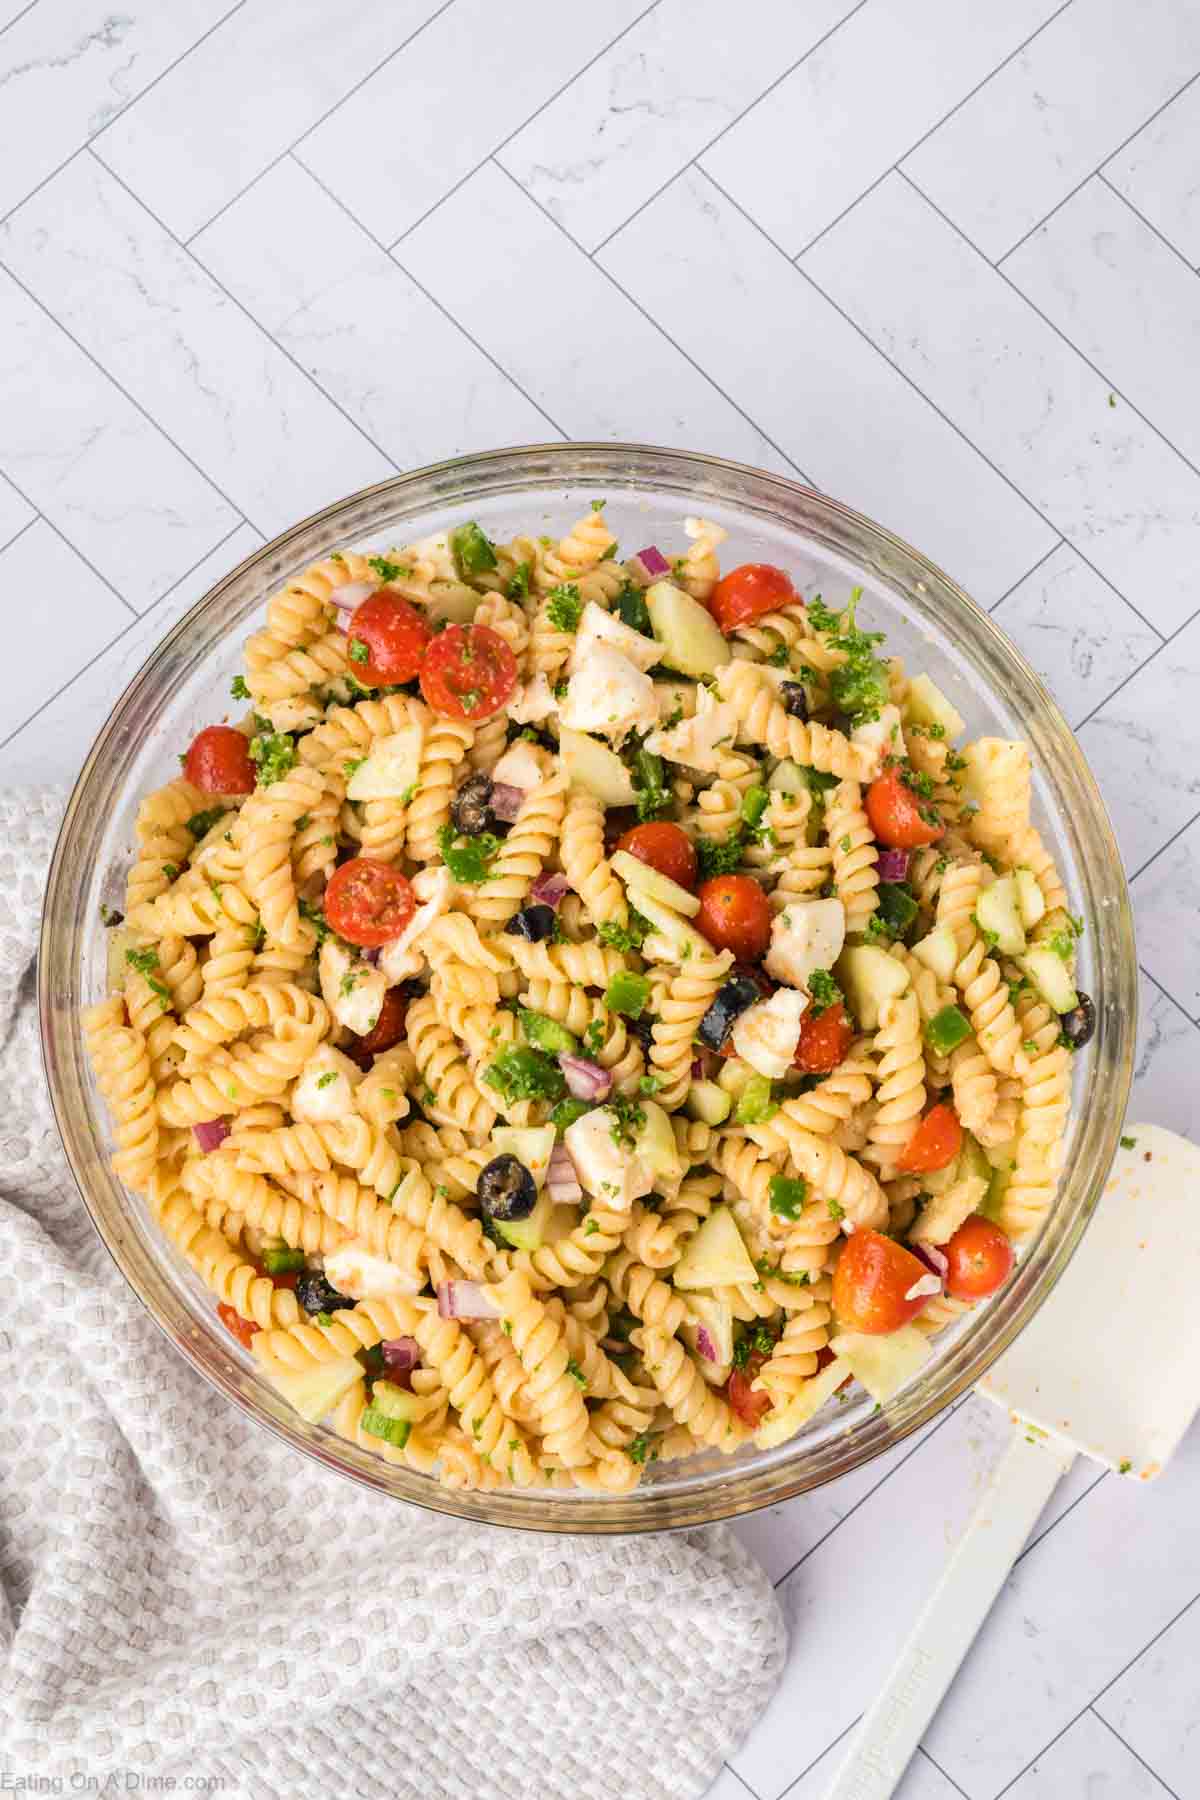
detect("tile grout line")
[1128,802,1200,895]
[720,1760,762,1799]
[1089,1708,1182,1799]
[917,1746,972,1798]
[0,510,39,561]
[1095,169,1200,281]
[775,1715,861,1799]
[1070,600,1200,735]
[487,159,813,483]
[1014,1468,1107,1566]
[987,541,1064,613]
[0,0,40,43]
[297,156,570,441]
[87,149,402,479]
[699,162,1167,641]
[1137,960,1200,1032]
[0,515,252,758]
[0,464,138,617]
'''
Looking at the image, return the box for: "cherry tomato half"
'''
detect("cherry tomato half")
[794,1000,854,1073]
[831,1229,933,1335]
[217,1301,260,1349]
[324,858,415,948]
[945,1214,1014,1300]
[614,821,698,891]
[896,1102,963,1175]
[352,986,409,1059]
[695,874,773,962]
[709,563,796,634]
[865,765,944,850]
[419,623,518,721]
[185,725,255,796]
[726,1358,773,1428]
[346,590,432,685]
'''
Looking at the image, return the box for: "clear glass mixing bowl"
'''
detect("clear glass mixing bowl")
[40,444,1136,1532]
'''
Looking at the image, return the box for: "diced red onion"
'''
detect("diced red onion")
[905,1272,944,1302]
[632,545,670,579]
[381,1336,420,1372]
[877,847,911,882]
[558,1055,613,1102]
[362,946,381,966]
[695,1326,719,1363]
[547,1140,583,1206]
[912,1242,949,1280]
[330,580,377,630]
[192,1119,230,1153]
[436,1280,500,1321]
[489,782,524,822]
[531,871,570,910]
[691,1057,705,1079]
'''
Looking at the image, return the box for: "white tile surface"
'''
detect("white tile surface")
[1106,76,1200,269]
[499,0,862,252]
[1007,177,1200,472]
[1096,1598,1200,1796]
[1133,816,1200,1020]
[95,0,444,242]
[781,1738,964,1800]
[602,169,1056,604]
[992,544,1161,728]
[399,162,794,469]
[703,0,1062,255]
[0,266,236,608]
[804,172,1200,634]
[1131,976,1200,1138]
[905,0,1200,261]
[193,158,553,461]
[1006,1709,1176,1798]
[0,472,35,550]
[1,156,390,536]
[0,0,233,220]
[302,0,649,247]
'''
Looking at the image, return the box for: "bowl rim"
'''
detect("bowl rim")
[41,440,1136,1533]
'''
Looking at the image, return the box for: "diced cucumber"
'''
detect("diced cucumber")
[959,1131,992,1187]
[837,943,911,1031]
[645,579,732,678]
[611,848,701,917]
[911,925,958,985]
[674,1205,757,1290]
[829,1326,933,1403]
[494,1187,555,1252]
[734,1075,777,1125]
[683,1292,735,1384]
[877,881,919,940]
[492,1124,557,1188]
[605,970,651,1019]
[906,673,966,740]
[369,1380,428,1423]
[265,1355,364,1423]
[635,1099,683,1188]
[261,1246,305,1275]
[718,1057,757,1100]
[685,1080,732,1126]
[346,724,424,802]
[106,926,138,993]
[519,1009,580,1057]
[360,1407,411,1448]
[1014,867,1046,930]
[626,888,712,961]
[767,758,808,797]
[559,727,637,806]
[1020,947,1079,1016]
[449,520,498,578]
[974,874,1026,955]
[925,1004,971,1056]
[426,585,482,625]
[982,1158,1014,1221]
[755,1356,851,1448]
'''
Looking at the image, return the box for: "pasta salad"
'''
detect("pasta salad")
[85,506,1091,1493]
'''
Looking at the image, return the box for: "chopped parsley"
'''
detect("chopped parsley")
[616,580,653,637]
[1119,1458,1132,1473]
[316,1071,338,1089]
[315,1312,335,1328]
[583,1018,606,1056]
[550,1096,591,1134]
[368,554,410,582]
[348,637,370,664]
[230,675,250,701]
[437,824,500,884]
[298,897,343,950]
[631,746,670,823]
[627,1431,657,1465]
[185,806,227,840]
[806,969,843,1017]
[638,1074,661,1095]
[545,583,583,633]
[732,1322,779,1368]
[607,1093,646,1151]
[797,765,839,797]
[768,1174,808,1220]
[695,831,744,880]
[1120,1135,1137,1150]
[99,904,124,928]
[740,785,770,834]
[827,1197,846,1222]
[808,589,890,724]
[753,1257,809,1288]
[506,560,532,600]
[565,1358,587,1389]
[767,643,791,668]
[605,970,651,1020]
[161,862,180,882]
[249,724,297,788]
[597,909,651,954]
[483,1045,566,1106]
[124,946,171,1011]
[590,498,607,513]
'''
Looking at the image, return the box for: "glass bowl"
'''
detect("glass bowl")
[40,444,1136,1532]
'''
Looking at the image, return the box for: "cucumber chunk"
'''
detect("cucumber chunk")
[755,1356,851,1448]
[974,874,1026,956]
[683,1292,735,1384]
[493,1187,554,1252]
[624,887,712,961]
[559,727,637,806]
[611,848,701,916]
[767,758,809,797]
[346,724,423,802]
[265,1355,364,1423]
[492,1124,557,1187]
[830,1326,933,1403]
[1020,947,1079,1016]
[1014,866,1046,930]
[369,1380,428,1423]
[837,943,911,1031]
[635,1099,683,1188]
[360,1407,412,1447]
[674,1204,758,1290]
[911,926,958,985]
[519,1009,581,1057]
[685,1080,733,1126]
[645,579,732,678]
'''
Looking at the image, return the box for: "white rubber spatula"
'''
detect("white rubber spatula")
[824,1124,1200,1800]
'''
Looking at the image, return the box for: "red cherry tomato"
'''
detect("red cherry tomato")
[726,1357,773,1428]
[419,623,518,721]
[346,591,432,685]
[324,858,415,948]
[184,725,255,796]
[832,1229,933,1335]
[614,821,698,891]
[896,1103,963,1175]
[217,1301,260,1349]
[695,874,772,961]
[353,986,409,1059]
[709,563,796,634]
[945,1215,1015,1300]
[865,765,944,850]
[794,1000,854,1073]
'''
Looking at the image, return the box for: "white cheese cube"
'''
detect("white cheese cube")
[319,940,388,1037]
[558,645,658,743]
[851,703,903,776]
[377,866,454,984]
[731,989,810,1079]
[345,719,425,802]
[291,1045,364,1124]
[563,1107,654,1212]
[568,601,661,675]
[644,681,739,773]
[323,1240,422,1301]
[491,739,545,791]
[507,673,558,725]
[764,898,847,993]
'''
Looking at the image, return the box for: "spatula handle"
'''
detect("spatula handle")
[822,1427,1076,1800]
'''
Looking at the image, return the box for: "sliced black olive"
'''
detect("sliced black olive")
[1060,990,1095,1050]
[295,1271,356,1316]
[697,975,764,1051]
[477,1153,537,1222]
[451,773,496,837]
[505,903,557,941]
[779,681,809,721]
[627,1014,654,1051]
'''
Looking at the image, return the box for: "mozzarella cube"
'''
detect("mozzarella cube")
[323,1240,422,1301]
[568,601,661,675]
[558,645,658,743]
[400,530,456,583]
[378,866,455,984]
[319,940,388,1037]
[765,898,847,993]
[507,672,558,725]
[291,1045,364,1124]
[731,988,810,1079]
[563,1107,654,1212]
[644,681,739,773]
[851,703,903,775]
[491,739,545,791]
[345,720,425,802]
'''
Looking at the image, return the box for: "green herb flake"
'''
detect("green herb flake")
[695,831,744,880]
[605,970,651,1020]
[616,580,653,637]
[827,1197,846,1221]
[545,583,584,633]
[607,1092,646,1151]
[368,555,411,582]
[627,1431,657,1466]
[316,1070,338,1089]
[806,969,843,1017]
[185,806,227,840]
[1119,1458,1132,1472]
[437,823,500,884]
[768,1174,808,1220]
[565,1358,587,1389]
[230,674,251,701]
[348,637,370,665]
[597,909,651,954]
[484,1045,566,1106]
[1120,1135,1137,1150]
[249,726,297,788]
[809,588,890,725]
[506,560,532,601]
